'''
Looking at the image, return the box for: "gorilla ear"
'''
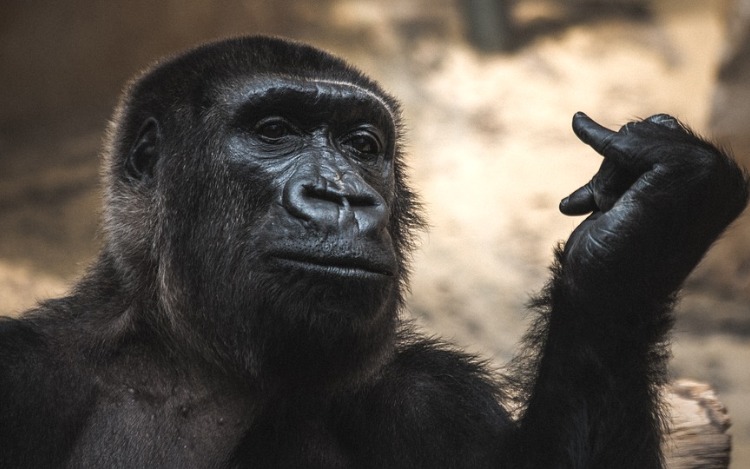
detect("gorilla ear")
[126,118,161,181]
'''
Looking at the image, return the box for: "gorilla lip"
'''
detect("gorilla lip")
[270,252,394,278]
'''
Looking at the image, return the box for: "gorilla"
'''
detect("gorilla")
[0,36,747,469]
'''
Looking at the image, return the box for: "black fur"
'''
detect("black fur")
[0,37,746,468]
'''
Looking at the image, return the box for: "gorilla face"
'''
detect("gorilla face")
[223,79,399,283]
[187,78,403,377]
[105,37,422,384]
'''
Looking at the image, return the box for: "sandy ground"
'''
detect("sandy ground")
[0,0,748,465]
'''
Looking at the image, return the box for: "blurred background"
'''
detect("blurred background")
[1,0,749,465]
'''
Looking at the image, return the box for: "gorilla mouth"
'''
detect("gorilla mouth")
[270,252,395,278]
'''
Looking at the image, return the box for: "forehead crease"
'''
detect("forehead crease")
[306,79,397,121]
[222,77,397,125]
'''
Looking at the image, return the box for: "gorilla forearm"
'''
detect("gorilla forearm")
[512,253,673,468]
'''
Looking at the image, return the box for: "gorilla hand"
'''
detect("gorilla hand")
[559,112,748,307]
[512,112,748,468]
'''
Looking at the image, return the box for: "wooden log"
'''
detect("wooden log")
[664,379,732,469]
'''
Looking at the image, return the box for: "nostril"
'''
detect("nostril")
[303,183,378,208]
[303,183,345,205]
[282,178,312,221]
[343,192,378,207]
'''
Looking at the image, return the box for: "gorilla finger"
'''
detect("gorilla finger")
[572,112,618,157]
[574,113,655,171]
[559,182,597,216]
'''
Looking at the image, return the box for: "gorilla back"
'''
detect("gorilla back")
[0,36,746,469]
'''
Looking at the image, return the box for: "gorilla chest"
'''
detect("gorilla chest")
[65,384,356,468]
[65,383,255,468]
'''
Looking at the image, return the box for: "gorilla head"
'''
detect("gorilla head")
[101,36,424,385]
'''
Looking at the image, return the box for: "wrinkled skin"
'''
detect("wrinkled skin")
[0,37,746,469]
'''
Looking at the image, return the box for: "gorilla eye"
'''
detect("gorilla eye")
[342,130,383,159]
[255,118,293,142]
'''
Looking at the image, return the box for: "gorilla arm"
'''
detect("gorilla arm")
[511,113,749,468]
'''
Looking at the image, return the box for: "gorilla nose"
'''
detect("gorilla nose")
[283,173,388,235]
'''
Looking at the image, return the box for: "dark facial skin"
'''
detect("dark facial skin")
[224,79,398,280]
[0,36,746,469]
